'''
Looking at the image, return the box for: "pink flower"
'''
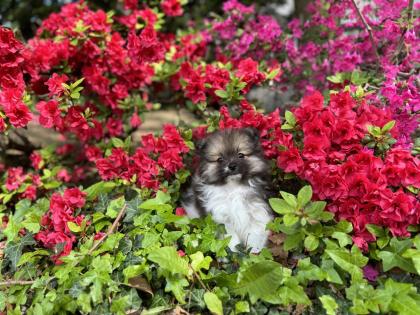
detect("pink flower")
[161,0,183,17]
[63,188,86,209]
[175,207,187,216]
[45,73,68,97]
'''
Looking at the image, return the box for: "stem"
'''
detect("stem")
[393,0,415,63]
[189,265,209,291]
[351,0,381,68]
[0,279,35,286]
[88,204,127,255]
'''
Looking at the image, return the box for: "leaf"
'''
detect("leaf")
[325,247,368,281]
[165,274,189,304]
[123,265,147,282]
[67,221,82,233]
[215,90,228,99]
[269,198,295,214]
[284,110,296,126]
[148,246,189,275]
[84,181,116,201]
[283,214,299,226]
[204,292,223,315]
[3,216,21,242]
[284,232,304,251]
[297,185,312,208]
[320,295,338,315]
[304,235,319,251]
[280,191,297,208]
[331,231,352,247]
[235,301,250,314]
[378,250,417,273]
[304,201,326,219]
[327,73,344,83]
[233,260,284,303]
[111,137,124,148]
[106,196,125,218]
[17,249,49,266]
[4,234,36,271]
[266,68,280,80]
[382,120,395,133]
[140,191,172,212]
[127,276,153,295]
[190,251,212,276]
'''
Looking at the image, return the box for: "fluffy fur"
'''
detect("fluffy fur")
[182,128,273,253]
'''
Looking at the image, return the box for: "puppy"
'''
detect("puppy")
[182,128,273,253]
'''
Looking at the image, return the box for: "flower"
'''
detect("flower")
[161,0,183,17]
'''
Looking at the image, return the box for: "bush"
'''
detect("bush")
[0,0,419,314]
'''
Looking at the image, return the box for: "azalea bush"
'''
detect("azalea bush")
[1,0,419,314]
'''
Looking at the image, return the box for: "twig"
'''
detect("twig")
[351,0,381,69]
[0,279,35,286]
[393,0,415,63]
[88,204,127,255]
[189,265,209,291]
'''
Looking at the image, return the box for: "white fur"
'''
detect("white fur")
[183,177,273,253]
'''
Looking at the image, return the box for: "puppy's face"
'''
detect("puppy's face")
[197,128,269,184]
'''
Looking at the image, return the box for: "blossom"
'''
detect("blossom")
[45,73,68,97]
[161,0,183,17]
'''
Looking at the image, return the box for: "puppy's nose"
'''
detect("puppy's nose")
[228,162,237,171]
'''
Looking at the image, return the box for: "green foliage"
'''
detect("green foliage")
[2,182,420,314]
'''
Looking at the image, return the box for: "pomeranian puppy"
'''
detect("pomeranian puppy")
[182,128,273,253]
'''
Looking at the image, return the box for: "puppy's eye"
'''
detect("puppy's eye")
[217,157,224,163]
[238,153,245,159]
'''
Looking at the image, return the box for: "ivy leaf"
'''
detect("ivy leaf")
[190,251,212,276]
[233,260,284,303]
[148,246,189,275]
[140,191,172,212]
[106,196,125,218]
[235,301,250,314]
[319,295,338,315]
[204,292,223,315]
[3,215,21,242]
[4,234,36,271]
[325,246,368,281]
[84,181,116,201]
[165,274,189,304]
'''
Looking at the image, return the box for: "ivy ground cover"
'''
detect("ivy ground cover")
[0,0,419,314]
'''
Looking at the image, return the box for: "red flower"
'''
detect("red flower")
[236,58,265,92]
[3,101,32,128]
[175,207,187,216]
[158,149,184,175]
[161,0,183,17]
[277,147,304,174]
[45,73,68,97]
[30,152,43,170]
[63,188,86,209]
[36,100,62,129]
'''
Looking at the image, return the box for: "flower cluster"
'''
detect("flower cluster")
[219,91,420,247]
[96,124,189,189]
[35,188,87,264]
[3,166,41,201]
[0,27,32,131]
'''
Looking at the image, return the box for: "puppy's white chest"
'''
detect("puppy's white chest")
[199,181,272,249]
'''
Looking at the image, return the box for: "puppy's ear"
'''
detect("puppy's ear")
[195,137,207,154]
[243,127,260,143]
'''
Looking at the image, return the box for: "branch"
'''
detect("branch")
[88,203,127,255]
[393,0,415,63]
[189,265,209,291]
[351,0,381,68]
[0,279,35,286]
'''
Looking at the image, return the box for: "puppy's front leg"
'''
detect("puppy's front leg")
[246,223,270,253]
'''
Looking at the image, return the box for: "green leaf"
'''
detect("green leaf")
[331,231,352,247]
[325,246,368,280]
[165,274,189,304]
[148,246,188,275]
[283,214,299,226]
[304,235,319,251]
[284,232,304,251]
[327,73,344,84]
[235,301,250,314]
[67,221,82,233]
[382,120,395,133]
[280,191,297,208]
[266,68,280,80]
[84,181,117,201]
[304,201,326,219]
[319,295,338,315]
[140,191,172,212]
[111,137,125,148]
[215,90,228,99]
[17,249,49,267]
[233,260,284,303]
[284,110,296,126]
[378,250,417,273]
[3,216,21,242]
[190,251,212,276]
[106,196,125,218]
[4,234,36,271]
[269,198,295,214]
[204,292,223,315]
[297,185,312,208]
